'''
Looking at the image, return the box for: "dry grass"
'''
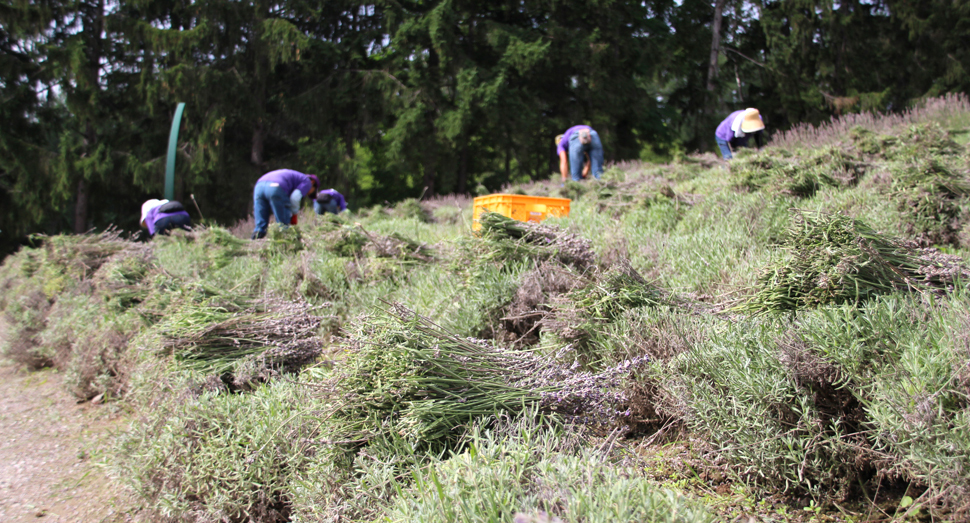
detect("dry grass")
[771,93,970,150]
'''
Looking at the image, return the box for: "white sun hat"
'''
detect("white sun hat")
[140,199,168,227]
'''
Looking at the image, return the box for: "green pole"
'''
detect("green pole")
[164,102,186,201]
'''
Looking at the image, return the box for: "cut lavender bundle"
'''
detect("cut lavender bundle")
[743,210,969,312]
[156,297,327,382]
[322,303,647,448]
[476,211,595,269]
[542,262,669,343]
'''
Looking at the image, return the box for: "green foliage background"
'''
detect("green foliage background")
[2,0,969,255]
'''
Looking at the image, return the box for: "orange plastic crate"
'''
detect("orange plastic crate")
[472,194,571,231]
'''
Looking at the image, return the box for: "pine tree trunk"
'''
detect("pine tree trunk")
[707,0,726,93]
[72,0,101,235]
[504,144,510,181]
[457,141,469,195]
[700,0,727,154]
[74,178,89,234]
[422,152,436,198]
[251,120,265,166]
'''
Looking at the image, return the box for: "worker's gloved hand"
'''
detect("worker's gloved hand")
[290,214,298,225]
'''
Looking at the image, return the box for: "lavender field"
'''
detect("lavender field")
[3,95,970,522]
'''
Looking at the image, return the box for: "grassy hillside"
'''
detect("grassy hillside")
[3,94,970,522]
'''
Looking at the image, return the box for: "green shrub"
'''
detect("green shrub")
[805,146,868,188]
[0,239,151,391]
[382,417,712,523]
[263,224,305,256]
[321,306,645,450]
[392,198,431,222]
[0,262,53,368]
[669,292,970,513]
[731,152,822,198]
[150,297,325,384]
[559,180,588,201]
[542,263,669,354]
[431,204,465,225]
[116,380,316,522]
[884,123,963,161]
[289,428,430,521]
[321,226,368,257]
[863,294,970,513]
[669,310,868,499]
[471,212,595,270]
[850,125,894,156]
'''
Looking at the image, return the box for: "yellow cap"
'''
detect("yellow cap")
[741,108,765,133]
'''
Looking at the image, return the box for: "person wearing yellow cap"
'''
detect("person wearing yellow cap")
[714,108,765,160]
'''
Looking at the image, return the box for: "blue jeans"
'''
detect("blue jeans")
[568,130,604,181]
[153,213,191,236]
[253,181,292,238]
[314,199,340,215]
[716,136,732,159]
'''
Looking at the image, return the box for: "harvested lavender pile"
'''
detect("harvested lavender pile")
[890,156,970,247]
[362,230,435,262]
[746,210,970,312]
[322,304,647,448]
[475,211,595,269]
[314,223,434,262]
[155,297,326,382]
[543,263,668,343]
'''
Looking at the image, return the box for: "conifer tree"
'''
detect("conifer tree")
[112,0,387,222]
[379,0,669,195]
[0,1,57,241]
[888,0,970,94]
[758,0,916,124]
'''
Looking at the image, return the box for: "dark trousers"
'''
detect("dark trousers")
[153,214,192,236]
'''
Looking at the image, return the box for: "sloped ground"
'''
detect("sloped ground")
[0,322,139,522]
[1,96,969,522]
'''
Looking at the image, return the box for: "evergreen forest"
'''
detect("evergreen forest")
[2,0,969,253]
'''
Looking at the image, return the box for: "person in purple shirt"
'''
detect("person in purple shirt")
[715,108,765,160]
[557,125,604,183]
[140,199,192,237]
[313,189,347,215]
[252,169,319,239]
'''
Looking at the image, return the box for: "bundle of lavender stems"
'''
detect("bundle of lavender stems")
[476,211,595,269]
[157,298,326,376]
[325,304,648,446]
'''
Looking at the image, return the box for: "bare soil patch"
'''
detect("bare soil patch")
[0,322,141,522]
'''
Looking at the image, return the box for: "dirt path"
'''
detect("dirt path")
[0,322,141,522]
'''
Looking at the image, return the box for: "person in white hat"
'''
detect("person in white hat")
[140,199,192,237]
[714,108,765,160]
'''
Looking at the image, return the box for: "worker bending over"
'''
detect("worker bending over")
[140,199,192,237]
[715,108,765,160]
[314,189,347,215]
[251,169,318,239]
[557,125,604,183]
